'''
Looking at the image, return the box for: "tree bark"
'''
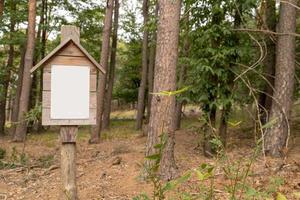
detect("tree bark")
[0,0,4,17]
[90,0,114,143]
[13,0,36,142]
[258,0,276,125]
[136,0,149,130]
[146,0,181,181]
[146,4,159,123]
[102,0,119,130]
[174,3,190,130]
[0,0,16,136]
[10,44,26,136]
[264,0,297,157]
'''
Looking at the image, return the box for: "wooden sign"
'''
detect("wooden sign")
[30,26,104,126]
[30,25,105,200]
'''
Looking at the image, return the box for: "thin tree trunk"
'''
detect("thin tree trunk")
[203,104,216,157]
[0,0,16,136]
[13,0,36,142]
[90,0,114,143]
[136,0,149,130]
[258,0,276,125]
[10,44,26,136]
[102,0,119,130]
[202,7,224,156]
[218,3,242,147]
[33,0,47,132]
[146,4,159,123]
[174,3,190,130]
[146,0,181,181]
[264,0,297,157]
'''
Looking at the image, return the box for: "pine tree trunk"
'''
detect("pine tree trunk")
[258,0,276,125]
[90,0,114,143]
[146,4,159,123]
[102,0,119,130]
[13,0,36,142]
[146,0,181,181]
[136,0,149,130]
[0,0,16,136]
[264,0,297,157]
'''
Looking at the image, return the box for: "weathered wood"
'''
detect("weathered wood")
[43,71,51,90]
[60,126,77,200]
[61,26,80,44]
[30,39,105,73]
[58,42,85,57]
[42,108,96,125]
[60,125,77,143]
[45,56,95,70]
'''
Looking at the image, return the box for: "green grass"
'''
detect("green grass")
[26,119,141,144]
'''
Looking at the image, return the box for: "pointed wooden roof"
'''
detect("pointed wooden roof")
[30,38,105,74]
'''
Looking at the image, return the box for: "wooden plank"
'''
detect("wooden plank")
[31,39,105,74]
[57,43,85,57]
[30,39,72,73]
[42,91,50,108]
[45,57,97,74]
[90,74,97,92]
[90,92,97,108]
[43,71,51,91]
[42,108,96,125]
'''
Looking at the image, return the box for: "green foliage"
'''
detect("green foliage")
[0,146,28,169]
[0,148,6,159]
[37,154,55,168]
[114,39,142,103]
[25,104,42,125]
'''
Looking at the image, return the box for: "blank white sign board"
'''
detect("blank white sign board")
[51,65,90,119]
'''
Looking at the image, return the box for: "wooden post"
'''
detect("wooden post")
[60,26,80,200]
[60,126,78,200]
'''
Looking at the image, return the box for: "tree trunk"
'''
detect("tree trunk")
[146,4,159,123]
[13,0,36,142]
[32,0,47,132]
[90,0,114,143]
[102,0,119,130]
[174,3,190,130]
[146,0,181,181]
[218,2,242,148]
[10,44,26,136]
[136,0,149,130]
[258,0,276,125]
[0,0,4,17]
[264,0,297,157]
[203,105,216,157]
[0,0,16,136]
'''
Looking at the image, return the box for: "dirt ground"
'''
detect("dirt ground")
[0,117,299,200]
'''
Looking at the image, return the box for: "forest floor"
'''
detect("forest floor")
[0,107,300,200]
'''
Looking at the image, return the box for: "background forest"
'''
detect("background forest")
[0,0,300,199]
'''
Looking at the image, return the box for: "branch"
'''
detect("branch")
[280,0,300,11]
[233,28,300,38]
